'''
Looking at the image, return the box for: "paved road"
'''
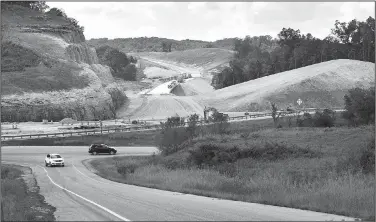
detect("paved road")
[2,146,356,221]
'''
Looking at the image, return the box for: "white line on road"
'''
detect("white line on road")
[37,165,131,222]
[2,161,131,221]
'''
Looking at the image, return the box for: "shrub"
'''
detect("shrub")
[271,102,282,127]
[296,112,314,127]
[360,136,375,174]
[188,144,238,167]
[343,87,375,126]
[132,120,138,124]
[313,109,336,127]
[161,116,185,129]
[47,7,66,17]
[207,110,229,134]
[159,127,190,156]
[186,113,200,138]
[116,163,138,177]
[214,162,237,177]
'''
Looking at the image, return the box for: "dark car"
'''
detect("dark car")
[88,144,117,155]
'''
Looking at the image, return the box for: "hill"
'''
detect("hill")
[1,3,121,122]
[198,59,375,112]
[86,37,236,53]
[117,95,205,120]
[132,48,235,79]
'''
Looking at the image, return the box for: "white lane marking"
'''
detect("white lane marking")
[36,165,131,222]
[2,161,131,221]
[72,162,111,185]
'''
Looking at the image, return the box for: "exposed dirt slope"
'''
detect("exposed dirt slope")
[171,78,214,96]
[198,59,375,112]
[1,4,117,120]
[118,95,204,120]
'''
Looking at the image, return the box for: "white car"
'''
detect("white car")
[45,153,65,167]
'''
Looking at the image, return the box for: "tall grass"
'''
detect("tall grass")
[1,165,56,221]
[88,125,375,220]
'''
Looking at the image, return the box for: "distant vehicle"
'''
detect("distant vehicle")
[88,144,117,155]
[45,154,64,167]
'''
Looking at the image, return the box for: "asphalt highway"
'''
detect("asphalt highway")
[2,146,356,221]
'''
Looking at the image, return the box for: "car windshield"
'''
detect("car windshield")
[51,155,61,159]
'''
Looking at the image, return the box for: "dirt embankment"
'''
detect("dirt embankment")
[199,59,375,112]
[1,4,120,121]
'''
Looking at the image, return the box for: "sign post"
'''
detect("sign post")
[297,98,303,112]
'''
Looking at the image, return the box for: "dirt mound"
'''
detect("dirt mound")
[171,78,214,96]
[199,59,375,112]
[1,4,117,121]
[118,95,204,120]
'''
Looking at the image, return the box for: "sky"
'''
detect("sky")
[47,2,375,42]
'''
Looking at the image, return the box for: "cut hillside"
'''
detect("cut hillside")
[199,59,375,112]
[1,4,117,121]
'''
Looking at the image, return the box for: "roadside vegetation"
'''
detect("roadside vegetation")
[1,164,56,221]
[87,87,375,220]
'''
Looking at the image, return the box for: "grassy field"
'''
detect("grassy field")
[86,118,375,220]
[1,164,56,221]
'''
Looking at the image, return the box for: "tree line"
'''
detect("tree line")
[212,17,375,89]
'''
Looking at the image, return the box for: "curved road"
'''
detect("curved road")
[2,146,356,221]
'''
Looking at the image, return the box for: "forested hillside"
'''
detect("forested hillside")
[86,37,236,53]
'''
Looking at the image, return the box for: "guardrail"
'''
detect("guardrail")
[1,108,344,141]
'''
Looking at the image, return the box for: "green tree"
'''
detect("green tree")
[343,87,375,125]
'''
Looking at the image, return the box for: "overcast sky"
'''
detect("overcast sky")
[47,2,374,41]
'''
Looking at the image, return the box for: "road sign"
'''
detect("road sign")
[297,98,302,106]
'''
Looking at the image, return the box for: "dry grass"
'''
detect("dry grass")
[88,125,375,220]
[1,164,56,221]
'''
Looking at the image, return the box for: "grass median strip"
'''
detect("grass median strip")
[1,164,56,221]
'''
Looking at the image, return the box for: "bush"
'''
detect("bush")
[116,163,138,177]
[159,127,190,156]
[313,109,336,127]
[188,143,237,167]
[214,162,237,177]
[47,7,66,17]
[296,112,314,127]
[187,142,321,168]
[161,116,185,129]
[132,120,138,124]
[360,137,375,174]
[343,87,375,125]
[186,113,200,138]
